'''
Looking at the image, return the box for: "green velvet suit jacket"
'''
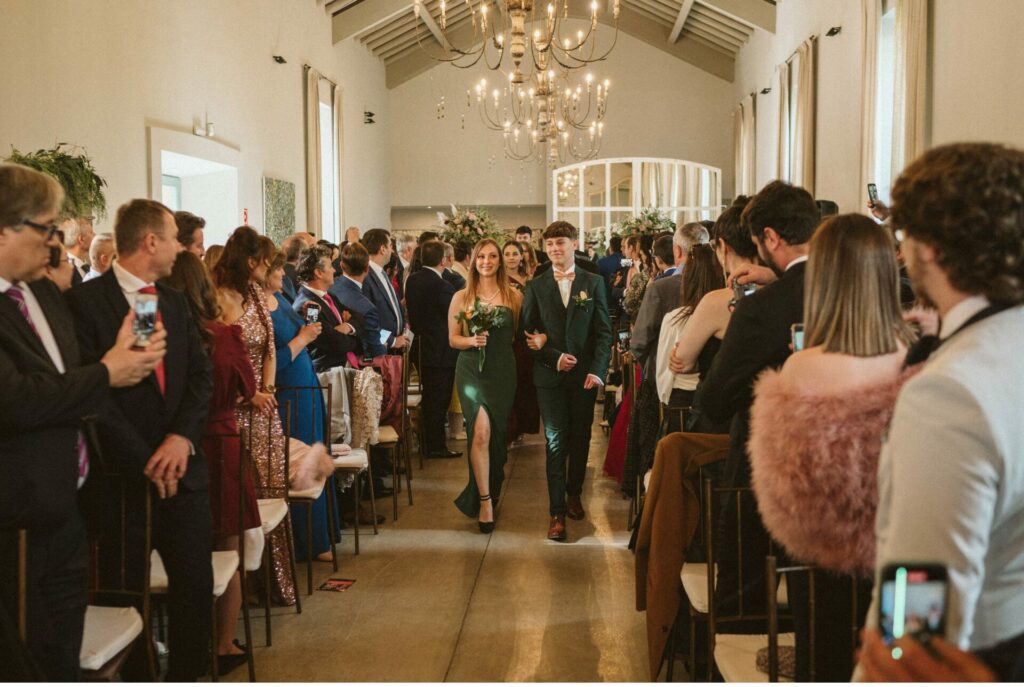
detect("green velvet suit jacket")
[521,266,613,389]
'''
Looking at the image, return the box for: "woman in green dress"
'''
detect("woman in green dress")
[448,238,522,532]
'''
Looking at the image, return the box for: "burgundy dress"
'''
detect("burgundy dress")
[203,322,261,537]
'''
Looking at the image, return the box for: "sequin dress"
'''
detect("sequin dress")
[234,284,296,606]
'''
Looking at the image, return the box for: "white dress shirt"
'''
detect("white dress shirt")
[655,307,699,403]
[69,252,88,280]
[554,262,576,307]
[111,259,155,309]
[368,261,402,328]
[0,276,66,373]
[939,294,991,339]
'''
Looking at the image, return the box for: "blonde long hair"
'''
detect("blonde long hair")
[804,214,911,355]
[462,238,521,326]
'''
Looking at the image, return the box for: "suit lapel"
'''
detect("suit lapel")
[0,291,52,366]
[28,280,76,368]
[565,271,585,331]
[100,271,164,398]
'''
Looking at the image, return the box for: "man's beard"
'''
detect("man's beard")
[757,243,784,276]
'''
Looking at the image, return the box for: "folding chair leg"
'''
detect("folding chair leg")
[305,502,314,596]
[366,462,379,535]
[282,515,302,614]
[326,484,339,572]
[239,566,256,681]
[211,602,220,681]
[353,474,361,555]
[263,545,272,647]
[392,447,399,522]
[405,444,414,506]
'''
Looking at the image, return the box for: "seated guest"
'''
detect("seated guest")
[67,198,214,680]
[361,228,408,351]
[749,213,913,680]
[329,241,387,358]
[45,240,76,292]
[162,250,261,672]
[862,143,1024,681]
[174,210,206,259]
[0,164,164,681]
[292,245,359,372]
[668,197,756,434]
[406,240,463,458]
[84,233,115,281]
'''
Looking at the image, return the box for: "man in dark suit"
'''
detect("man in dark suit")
[0,165,166,681]
[280,234,306,303]
[596,235,623,287]
[700,180,818,621]
[517,225,548,264]
[406,240,462,458]
[360,229,408,352]
[66,199,214,681]
[292,245,359,372]
[522,221,613,541]
[329,241,387,359]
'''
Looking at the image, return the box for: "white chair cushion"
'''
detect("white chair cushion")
[377,425,399,444]
[258,498,288,533]
[211,550,240,597]
[643,469,652,491]
[681,562,718,614]
[289,477,326,501]
[407,394,421,408]
[332,448,368,470]
[243,526,265,572]
[714,633,795,682]
[331,443,352,456]
[150,550,169,593]
[80,605,143,671]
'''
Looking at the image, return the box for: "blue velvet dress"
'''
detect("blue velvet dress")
[270,292,340,559]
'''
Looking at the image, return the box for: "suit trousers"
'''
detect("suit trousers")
[0,513,88,682]
[115,486,213,681]
[537,380,599,515]
[421,365,456,452]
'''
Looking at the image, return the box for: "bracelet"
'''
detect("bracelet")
[263,385,277,393]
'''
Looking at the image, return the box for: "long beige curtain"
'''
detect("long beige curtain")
[332,84,344,234]
[734,95,756,196]
[891,0,928,179]
[304,66,323,237]
[733,104,743,197]
[860,0,882,200]
[775,61,790,182]
[791,37,817,195]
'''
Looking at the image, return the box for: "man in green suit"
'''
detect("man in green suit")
[522,221,613,541]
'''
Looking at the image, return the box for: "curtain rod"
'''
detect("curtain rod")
[303,63,338,88]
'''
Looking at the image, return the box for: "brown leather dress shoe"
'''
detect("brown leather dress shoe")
[547,515,567,541]
[566,495,585,520]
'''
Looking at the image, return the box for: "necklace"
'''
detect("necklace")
[479,289,500,302]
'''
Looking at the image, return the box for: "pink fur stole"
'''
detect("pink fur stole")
[287,438,334,491]
[749,367,915,576]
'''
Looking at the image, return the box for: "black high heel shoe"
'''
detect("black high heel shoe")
[478,494,495,534]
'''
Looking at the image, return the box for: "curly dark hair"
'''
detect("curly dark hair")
[213,225,274,295]
[742,180,819,246]
[891,143,1024,306]
[296,245,333,283]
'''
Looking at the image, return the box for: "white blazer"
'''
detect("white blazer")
[654,306,699,404]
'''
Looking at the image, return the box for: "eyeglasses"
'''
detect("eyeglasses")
[20,219,59,240]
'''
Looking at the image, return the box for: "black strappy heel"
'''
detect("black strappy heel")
[478,494,495,534]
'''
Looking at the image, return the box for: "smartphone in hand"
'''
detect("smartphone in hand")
[790,323,805,352]
[133,293,158,346]
[868,183,879,205]
[878,563,948,651]
[305,303,321,325]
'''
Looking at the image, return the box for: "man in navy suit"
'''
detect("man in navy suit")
[292,245,359,372]
[329,242,386,359]
[360,228,408,352]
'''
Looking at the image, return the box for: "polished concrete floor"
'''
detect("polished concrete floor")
[225,418,648,682]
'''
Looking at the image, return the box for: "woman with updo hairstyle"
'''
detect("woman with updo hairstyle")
[213,225,296,606]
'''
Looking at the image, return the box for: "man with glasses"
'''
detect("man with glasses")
[0,164,166,680]
[61,215,94,285]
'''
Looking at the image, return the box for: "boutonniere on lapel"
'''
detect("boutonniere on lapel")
[572,291,592,308]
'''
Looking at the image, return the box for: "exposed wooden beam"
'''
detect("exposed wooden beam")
[696,0,774,33]
[416,2,454,50]
[332,0,412,43]
[669,0,695,43]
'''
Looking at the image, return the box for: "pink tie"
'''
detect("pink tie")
[323,295,344,324]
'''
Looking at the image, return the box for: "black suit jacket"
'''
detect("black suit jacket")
[406,268,459,368]
[281,263,299,303]
[292,285,359,372]
[0,279,109,528]
[329,276,386,358]
[441,268,466,291]
[361,268,404,345]
[65,270,213,492]
[700,260,806,486]
[534,254,600,277]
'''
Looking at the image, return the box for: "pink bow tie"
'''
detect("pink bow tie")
[554,270,575,282]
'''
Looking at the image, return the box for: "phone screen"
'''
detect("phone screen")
[305,304,321,324]
[868,183,879,203]
[132,293,158,345]
[879,564,948,645]
[379,329,393,345]
[791,324,805,352]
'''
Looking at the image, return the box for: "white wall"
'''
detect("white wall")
[179,170,238,246]
[734,0,1024,213]
[388,23,736,211]
[0,0,390,237]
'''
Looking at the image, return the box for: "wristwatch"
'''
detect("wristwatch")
[263,384,277,393]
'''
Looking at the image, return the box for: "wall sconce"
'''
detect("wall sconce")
[364,111,376,124]
[193,112,215,138]
[826,26,842,37]
[761,87,772,95]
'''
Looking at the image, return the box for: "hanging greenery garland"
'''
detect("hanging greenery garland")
[6,143,108,220]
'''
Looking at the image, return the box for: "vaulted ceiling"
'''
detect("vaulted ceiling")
[319,0,775,88]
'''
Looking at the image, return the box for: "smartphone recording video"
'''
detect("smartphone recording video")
[617,329,631,352]
[868,183,879,204]
[133,293,158,347]
[879,563,948,646]
[791,323,805,352]
[305,303,321,325]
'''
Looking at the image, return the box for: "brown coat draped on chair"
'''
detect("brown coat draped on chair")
[634,432,730,680]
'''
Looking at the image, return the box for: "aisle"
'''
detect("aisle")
[227,419,646,682]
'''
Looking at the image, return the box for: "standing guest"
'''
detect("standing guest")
[396,233,416,294]
[651,233,676,280]
[61,215,94,283]
[519,240,539,278]
[449,239,522,531]
[212,226,295,606]
[407,240,463,459]
[84,233,115,282]
[345,226,361,244]
[502,240,541,441]
[408,230,440,275]
[279,234,307,303]
[162,251,261,672]
[451,242,472,282]
[862,143,1024,680]
[622,234,655,321]
[0,165,164,681]
[262,245,339,563]
[329,242,386,359]
[517,225,547,264]
[204,244,224,271]
[45,240,76,293]
[292,245,358,372]
[596,235,623,287]
[361,228,408,351]
[522,221,613,541]
[440,241,466,289]
[66,198,214,680]
[174,210,206,260]
[503,240,530,289]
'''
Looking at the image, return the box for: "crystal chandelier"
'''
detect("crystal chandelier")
[412,0,621,83]
[470,68,608,165]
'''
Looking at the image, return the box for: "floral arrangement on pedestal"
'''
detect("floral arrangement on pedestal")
[612,207,676,237]
[437,205,505,252]
[6,143,108,220]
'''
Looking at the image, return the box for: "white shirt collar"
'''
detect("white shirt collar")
[553,262,576,275]
[0,275,18,293]
[304,284,328,299]
[343,275,363,289]
[111,260,153,294]
[428,266,445,278]
[940,294,991,339]
[784,254,809,272]
[69,253,86,269]
[368,261,385,276]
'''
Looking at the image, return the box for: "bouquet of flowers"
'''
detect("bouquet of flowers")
[612,207,676,237]
[438,205,505,253]
[455,298,508,372]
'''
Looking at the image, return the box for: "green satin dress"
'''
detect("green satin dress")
[454,306,517,518]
